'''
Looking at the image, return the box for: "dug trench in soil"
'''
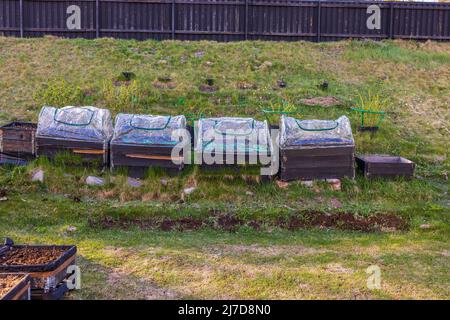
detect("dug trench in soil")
[89,211,408,233]
[0,247,66,265]
[0,274,22,297]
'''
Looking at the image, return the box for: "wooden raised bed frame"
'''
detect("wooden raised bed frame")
[0,122,37,158]
[356,155,415,179]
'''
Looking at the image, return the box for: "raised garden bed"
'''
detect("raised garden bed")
[194,117,274,176]
[0,273,31,300]
[279,115,355,181]
[0,153,29,166]
[36,106,113,167]
[0,239,77,300]
[0,122,37,158]
[356,155,415,179]
[110,114,187,178]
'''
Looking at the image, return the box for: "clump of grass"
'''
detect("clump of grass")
[262,99,298,126]
[101,80,144,114]
[34,80,84,107]
[355,91,388,128]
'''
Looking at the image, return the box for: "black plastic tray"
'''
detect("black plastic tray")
[0,273,31,300]
[0,244,77,273]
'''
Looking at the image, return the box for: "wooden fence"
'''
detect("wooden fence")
[0,0,449,41]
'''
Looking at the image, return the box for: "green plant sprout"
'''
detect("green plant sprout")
[261,99,299,127]
[352,91,388,129]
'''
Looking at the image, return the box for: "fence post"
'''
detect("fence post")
[19,0,23,37]
[389,2,394,39]
[317,0,321,42]
[172,0,175,39]
[96,0,100,38]
[244,0,248,40]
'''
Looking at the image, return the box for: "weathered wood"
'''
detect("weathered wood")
[356,155,415,179]
[0,122,37,157]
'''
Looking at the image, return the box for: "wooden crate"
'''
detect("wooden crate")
[356,155,415,179]
[280,146,355,181]
[36,137,108,166]
[0,122,37,158]
[111,143,184,178]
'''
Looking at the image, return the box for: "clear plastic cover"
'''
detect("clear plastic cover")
[195,117,272,154]
[111,114,186,145]
[280,115,354,149]
[36,106,113,142]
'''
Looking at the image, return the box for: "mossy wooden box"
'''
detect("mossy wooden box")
[0,122,37,158]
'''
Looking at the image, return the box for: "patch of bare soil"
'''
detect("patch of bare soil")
[90,211,408,233]
[280,212,408,232]
[236,82,257,90]
[0,247,66,265]
[206,244,326,257]
[325,263,354,274]
[199,84,218,93]
[153,80,176,89]
[106,269,179,300]
[0,274,23,297]
[300,96,342,107]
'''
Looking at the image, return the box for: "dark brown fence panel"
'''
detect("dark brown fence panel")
[100,0,172,40]
[175,0,245,41]
[23,0,96,38]
[0,0,449,41]
[392,2,450,40]
[0,0,20,37]
[247,1,317,41]
[319,2,391,41]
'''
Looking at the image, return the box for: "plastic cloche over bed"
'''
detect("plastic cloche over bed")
[195,117,272,155]
[111,114,186,145]
[280,115,354,149]
[36,106,113,142]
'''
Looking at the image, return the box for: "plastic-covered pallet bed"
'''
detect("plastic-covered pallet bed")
[36,106,113,167]
[279,115,355,181]
[0,273,31,300]
[110,114,186,178]
[0,238,77,300]
[194,117,273,173]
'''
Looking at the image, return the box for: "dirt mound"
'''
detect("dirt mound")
[300,96,342,107]
[153,80,176,89]
[0,247,66,265]
[91,211,408,233]
[280,211,407,232]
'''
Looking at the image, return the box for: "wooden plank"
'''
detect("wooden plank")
[125,153,183,161]
[72,149,105,155]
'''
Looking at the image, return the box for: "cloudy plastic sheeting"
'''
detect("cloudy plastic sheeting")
[36,106,113,142]
[111,114,186,145]
[280,115,354,149]
[195,117,272,154]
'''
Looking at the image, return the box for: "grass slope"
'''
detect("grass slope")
[0,37,448,299]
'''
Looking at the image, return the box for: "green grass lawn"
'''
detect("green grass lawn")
[0,37,448,299]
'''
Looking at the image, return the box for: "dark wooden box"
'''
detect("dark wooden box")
[36,137,108,166]
[356,155,415,179]
[0,122,37,158]
[111,143,184,178]
[280,146,355,181]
